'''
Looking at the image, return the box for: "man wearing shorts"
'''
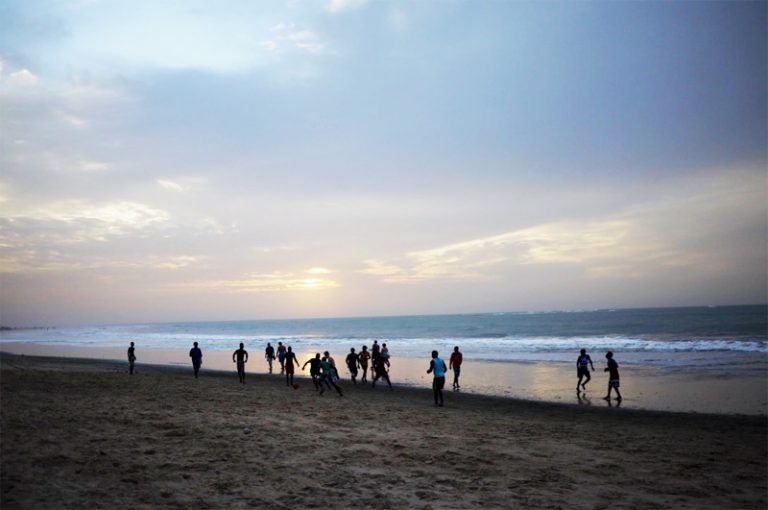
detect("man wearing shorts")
[265,342,275,373]
[603,351,622,401]
[358,345,371,383]
[302,353,322,391]
[233,343,249,384]
[318,356,343,396]
[449,346,463,390]
[427,350,447,407]
[277,342,287,374]
[284,346,299,387]
[576,348,595,391]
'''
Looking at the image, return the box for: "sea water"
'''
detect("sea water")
[2,305,765,372]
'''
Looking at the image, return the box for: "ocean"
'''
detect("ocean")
[2,305,765,370]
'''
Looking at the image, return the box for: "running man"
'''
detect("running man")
[323,351,339,380]
[127,342,136,375]
[276,341,287,374]
[265,342,276,374]
[576,348,595,391]
[358,345,371,383]
[302,353,322,391]
[603,351,622,401]
[284,346,299,387]
[189,342,203,378]
[346,347,360,384]
[318,355,343,397]
[449,346,463,390]
[233,343,249,384]
[371,355,392,390]
[427,350,447,407]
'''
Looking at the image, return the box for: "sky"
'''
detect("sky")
[0,0,766,326]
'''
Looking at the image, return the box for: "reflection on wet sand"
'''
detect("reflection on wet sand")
[577,392,592,406]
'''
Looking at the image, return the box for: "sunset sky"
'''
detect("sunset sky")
[1,0,766,326]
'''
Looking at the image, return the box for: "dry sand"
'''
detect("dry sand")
[1,354,766,509]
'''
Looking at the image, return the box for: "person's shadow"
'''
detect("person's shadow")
[577,392,592,406]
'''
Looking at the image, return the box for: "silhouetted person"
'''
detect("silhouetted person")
[603,351,622,401]
[189,342,203,378]
[372,356,392,390]
[346,347,360,384]
[576,348,595,392]
[284,346,299,386]
[359,345,370,383]
[371,340,381,379]
[233,343,249,384]
[265,342,275,373]
[127,342,136,375]
[449,345,463,390]
[427,350,447,407]
[277,341,287,374]
[302,353,322,390]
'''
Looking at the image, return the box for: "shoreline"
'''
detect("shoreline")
[2,344,766,416]
[1,352,765,422]
[2,354,766,509]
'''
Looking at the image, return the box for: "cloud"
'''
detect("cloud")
[79,160,111,173]
[6,69,39,87]
[326,0,368,13]
[268,25,327,54]
[157,179,185,192]
[181,270,340,293]
[0,253,202,274]
[0,199,170,243]
[359,169,766,285]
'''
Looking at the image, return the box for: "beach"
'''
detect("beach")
[1,354,766,509]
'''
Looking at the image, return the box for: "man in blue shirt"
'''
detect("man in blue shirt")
[427,350,448,407]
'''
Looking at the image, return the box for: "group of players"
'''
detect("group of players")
[254,340,465,404]
[127,340,619,405]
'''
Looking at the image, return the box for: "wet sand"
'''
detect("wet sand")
[1,354,766,509]
[2,342,766,415]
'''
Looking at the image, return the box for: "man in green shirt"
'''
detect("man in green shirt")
[318,356,343,397]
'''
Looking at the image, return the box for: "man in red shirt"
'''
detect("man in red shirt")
[449,346,463,390]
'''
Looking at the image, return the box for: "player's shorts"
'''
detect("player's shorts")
[577,367,590,377]
[286,364,294,375]
[609,379,620,388]
[452,366,461,376]
[433,376,446,390]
